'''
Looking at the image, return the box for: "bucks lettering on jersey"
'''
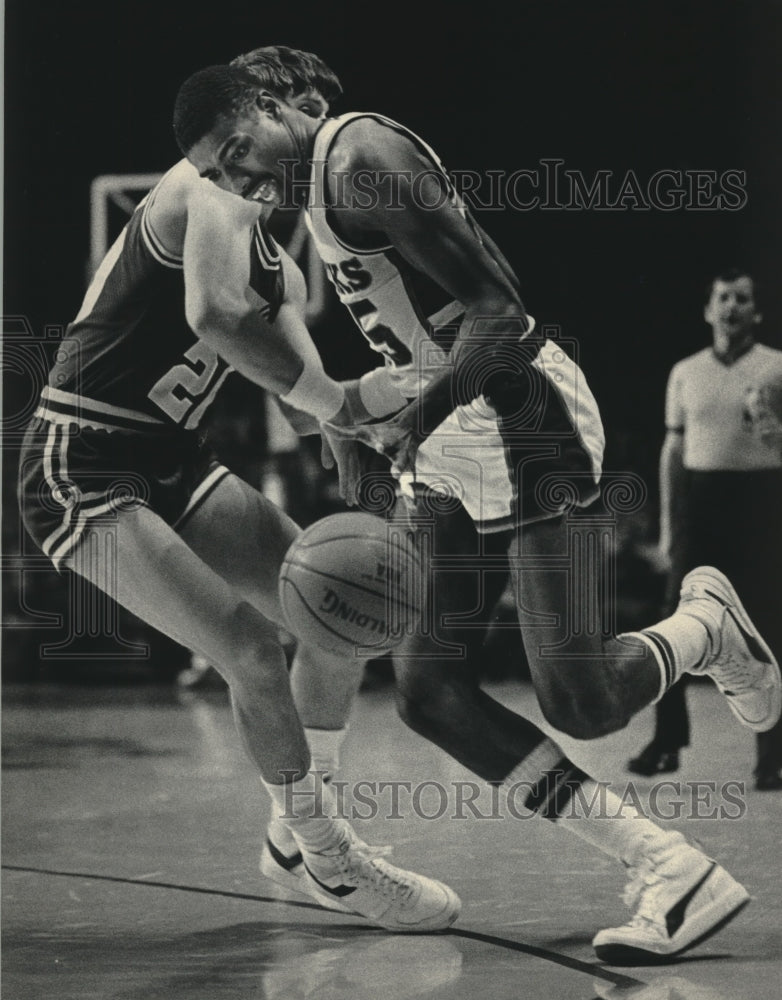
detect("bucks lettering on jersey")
[51,171,284,430]
[305,113,472,398]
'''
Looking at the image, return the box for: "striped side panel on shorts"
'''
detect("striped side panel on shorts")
[39,421,149,571]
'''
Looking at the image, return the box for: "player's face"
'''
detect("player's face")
[187,103,299,202]
[188,95,322,215]
[704,276,759,340]
[291,87,329,120]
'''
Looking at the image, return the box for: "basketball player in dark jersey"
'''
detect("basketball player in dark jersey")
[176,61,781,961]
[16,111,462,933]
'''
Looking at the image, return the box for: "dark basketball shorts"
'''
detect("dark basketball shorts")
[18,388,230,571]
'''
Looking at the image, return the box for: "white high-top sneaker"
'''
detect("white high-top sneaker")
[260,818,307,893]
[593,834,750,963]
[677,566,781,731]
[260,818,393,900]
[296,823,461,932]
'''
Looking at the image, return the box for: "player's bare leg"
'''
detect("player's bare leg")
[512,516,781,740]
[178,475,365,779]
[391,492,750,959]
[69,505,309,781]
[508,514,659,739]
[177,476,438,917]
[67,498,458,931]
[178,475,367,726]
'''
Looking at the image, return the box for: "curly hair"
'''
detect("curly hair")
[173,64,259,154]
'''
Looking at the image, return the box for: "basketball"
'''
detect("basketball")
[278,512,423,656]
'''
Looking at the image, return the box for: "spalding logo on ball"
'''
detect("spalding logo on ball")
[279,512,423,656]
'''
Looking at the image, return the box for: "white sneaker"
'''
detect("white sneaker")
[297,824,461,932]
[677,566,782,732]
[259,818,401,921]
[260,819,306,894]
[260,819,395,898]
[593,834,750,964]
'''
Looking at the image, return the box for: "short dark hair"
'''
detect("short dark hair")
[704,267,759,306]
[231,45,343,104]
[173,64,259,154]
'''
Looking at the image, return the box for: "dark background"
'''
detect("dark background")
[3,0,781,678]
[5,0,782,440]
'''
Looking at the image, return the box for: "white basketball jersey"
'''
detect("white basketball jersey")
[305,113,472,397]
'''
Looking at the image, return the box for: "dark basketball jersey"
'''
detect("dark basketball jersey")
[50,169,285,430]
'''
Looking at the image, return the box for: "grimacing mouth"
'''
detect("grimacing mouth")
[247,176,280,203]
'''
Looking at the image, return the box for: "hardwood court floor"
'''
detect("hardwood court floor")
[3,677,780,999]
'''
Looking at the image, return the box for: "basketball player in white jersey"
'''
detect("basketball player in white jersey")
[17,81,464,931]
[176,61,782,961]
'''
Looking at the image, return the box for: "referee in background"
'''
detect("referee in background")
[630,268,782,790]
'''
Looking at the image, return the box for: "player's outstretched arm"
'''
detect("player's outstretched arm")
[182,179,372,494]
[330,120,532,466]
[471,222,521,294]
[332,122,526,336]
[183,179,300,393]
[182,179,346,424]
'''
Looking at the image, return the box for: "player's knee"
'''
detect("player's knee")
[394,671,466,738]
[222,602,286,685]
[536,683,630,740]
[395,687,447,739]
[538,701,612,740]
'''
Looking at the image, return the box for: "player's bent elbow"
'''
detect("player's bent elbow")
[186,296,247,342]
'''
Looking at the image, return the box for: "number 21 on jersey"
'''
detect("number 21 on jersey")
[148,341,232,429]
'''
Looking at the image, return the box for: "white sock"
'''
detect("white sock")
[262,774,344,854]
[561,780,681,864]
[626,615,709,702]
[502,742,680,865]
[266,728,349,853]
[304,725,348,782]
[501,737,566,800]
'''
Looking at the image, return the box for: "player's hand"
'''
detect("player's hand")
[323,407,422,478]
[276,398,321,436]
[319,423,365,506]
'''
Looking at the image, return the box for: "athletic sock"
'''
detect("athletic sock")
[304,725,348,782]
[561,779,680,863]
[502,737,675,864]
[501,736,566,795]
[262,773,345,854]
[266,728,349,854]
[624,615,710,702]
